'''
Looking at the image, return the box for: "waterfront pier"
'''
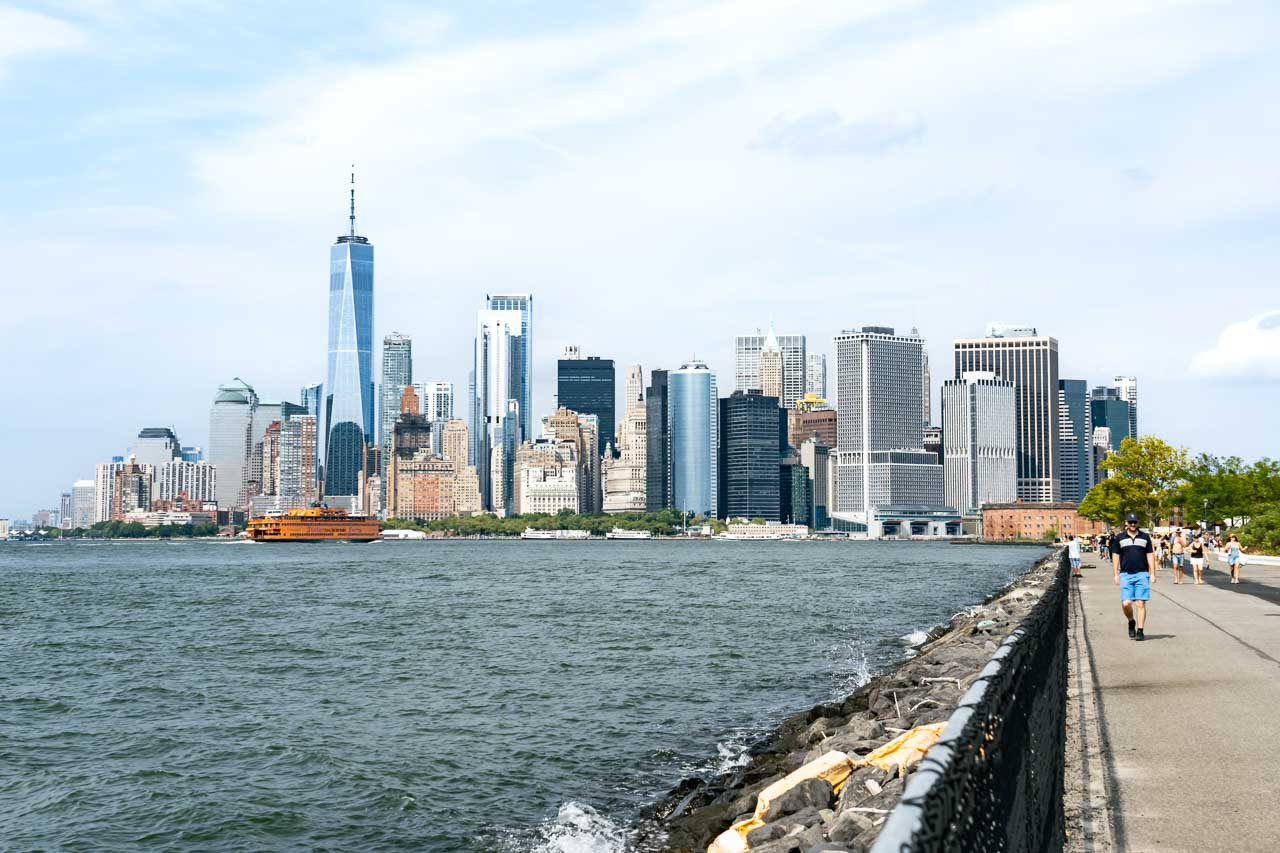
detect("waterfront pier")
[1068,551,1280,852]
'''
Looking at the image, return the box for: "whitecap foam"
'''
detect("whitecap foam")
[900,629,929,648]
[531,801,630,853]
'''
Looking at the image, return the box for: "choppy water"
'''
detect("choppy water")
[0,540,1046,851]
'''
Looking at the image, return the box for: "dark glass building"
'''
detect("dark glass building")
[558,353,615,457]
[780,459,812,525]
[1090,387,1132,453]
[717,390,785,521]
[646,369,670,511]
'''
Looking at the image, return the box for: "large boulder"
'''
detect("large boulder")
[762,778,835,822]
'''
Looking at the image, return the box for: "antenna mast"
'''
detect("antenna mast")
[349,165,357,236]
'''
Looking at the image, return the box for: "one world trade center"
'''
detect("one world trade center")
[322,171,374,502]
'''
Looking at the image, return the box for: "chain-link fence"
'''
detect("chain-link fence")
[871,549,1070,853]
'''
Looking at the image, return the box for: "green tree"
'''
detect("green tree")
[1081,436,1189,525]
[1238,507,1280,555]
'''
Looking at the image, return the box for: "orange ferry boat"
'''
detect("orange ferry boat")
[245,506,381,543]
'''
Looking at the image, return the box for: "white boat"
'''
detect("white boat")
[605,527,653,540]
[521,528,591,540]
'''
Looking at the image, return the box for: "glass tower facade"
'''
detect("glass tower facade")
[472,309,525,513]
[486,294,532,441]
[379,333,413,496]
[557,354,615,457]
[668,360,718,518]
[323,208,375,498]
[717,390,784,521]
[209,377,258,509]
[645,369,670,511]
[1057,379,1093,503]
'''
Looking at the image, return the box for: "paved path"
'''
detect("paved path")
[1072,549,1280,852]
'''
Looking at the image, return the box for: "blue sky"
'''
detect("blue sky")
[2,0,1278,519]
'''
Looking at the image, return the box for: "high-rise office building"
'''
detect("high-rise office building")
[799,437,831,530]
[759,329,784,403]
[209,377,258,509]
[735,328,806,408]
[916,329,932,427]
[155,461,217,504]
[486,294,533,441]
[953,326,1061,502]
[718,390,785,520]
[669,360,718,517]
[942,372,1017,515]
[1090,387,1132,453]
[542,407,602,514]
[93,460,128,523]
[472,308,526,514]
[111,459,153,520]
[323,172,375,500]
[421,381,454,421]
[71,480,95,528]
[180,446,203,462]
[557,348,615,457]
[645,369,671,512]
[805,352,827,400]
[833,327,953,535]
[1058,379,1094,503]
[278,415,318,509]
[134,428,181,469]
[1113,376,1138,440]
[301,383,322,418]
[379,333,413,495]
[603,364,647,513]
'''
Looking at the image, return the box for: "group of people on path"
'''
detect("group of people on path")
[1065,516,1248,642]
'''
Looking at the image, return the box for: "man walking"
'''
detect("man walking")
[1112,511,1157,641]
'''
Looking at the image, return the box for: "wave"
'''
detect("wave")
[530,802,630,853]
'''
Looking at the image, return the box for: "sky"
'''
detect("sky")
[2,0,1278,519]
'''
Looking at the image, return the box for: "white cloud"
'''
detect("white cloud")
[1190,310,1280,381]
[0,5,84,75]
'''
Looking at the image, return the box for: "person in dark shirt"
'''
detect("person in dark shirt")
[1111,511,1157,641]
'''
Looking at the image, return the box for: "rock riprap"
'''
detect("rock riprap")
[636,551,1060,853]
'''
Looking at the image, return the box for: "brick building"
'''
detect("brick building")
[981,502,1108,541]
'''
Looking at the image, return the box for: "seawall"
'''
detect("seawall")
[635,549,1062,853]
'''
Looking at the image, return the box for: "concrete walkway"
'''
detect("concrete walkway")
[1071,550,1280,852]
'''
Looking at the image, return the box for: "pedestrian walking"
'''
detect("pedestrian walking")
[1112,512,1156,641]
[1171,528,1187,584]
[1068,533,1083,578]
[1188,533,1207,585]
[1225,533,1247,584]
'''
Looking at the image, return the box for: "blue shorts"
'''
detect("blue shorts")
[1172,554,1184,567]
[1120,572,1150,601]
[1070,558,1081,569]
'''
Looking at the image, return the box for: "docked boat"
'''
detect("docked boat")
[605,527,653,540]
[245,506,381,543]
[520,528,591,540]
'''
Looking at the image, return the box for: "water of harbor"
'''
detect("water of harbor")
[0,539,1047,851]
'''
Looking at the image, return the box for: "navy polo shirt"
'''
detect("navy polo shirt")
[1111,529,1154,573]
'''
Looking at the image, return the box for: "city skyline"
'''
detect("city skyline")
[4,1,1280,518]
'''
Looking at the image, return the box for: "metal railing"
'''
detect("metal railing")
[871,549,1070,853]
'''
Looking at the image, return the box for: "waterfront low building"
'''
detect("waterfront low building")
[981,502,1107,540]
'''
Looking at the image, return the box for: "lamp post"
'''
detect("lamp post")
[1202,498,1208,530]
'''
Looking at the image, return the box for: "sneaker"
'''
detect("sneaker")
[1128,620,1136,639]
[1135,628,1145,641]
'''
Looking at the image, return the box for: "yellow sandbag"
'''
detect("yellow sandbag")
[860,722,946,778]
[707,722,947,852]
[709,751,856,853]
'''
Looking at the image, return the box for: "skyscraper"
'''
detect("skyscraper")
[278,416,318,509]
[833,327,952,535]
[735,328,806,408]
[718,390,785,520]
[645,368,670,512]
[421,381,454,421]
[953,326,1061,502]
[1090,387,1132,453]
[1058,379,1093,503]
[133,428,181,469]
[603,364,647,513]
[1113,376,1138,440]
[805,352,827,400]
[70,480,95,528]
[916,329,932,427]
[942,372,1017,514]
[473,308,526,514]
[322,172,375,500]
[155,461,217,505]
[486,293,533,440]
[379,333,413,495]
[669,360,718,518]
[759,328,784,403]
[209,377,258,509]
[557,348,615,457]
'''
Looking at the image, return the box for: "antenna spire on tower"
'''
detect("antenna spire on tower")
[349,164,357,237]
